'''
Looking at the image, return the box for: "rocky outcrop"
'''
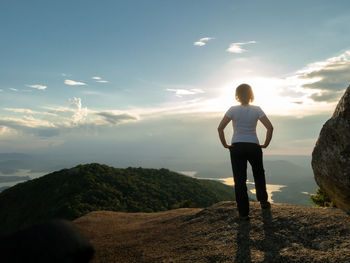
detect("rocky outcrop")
[74,201,350,263]
[312,85,350,210]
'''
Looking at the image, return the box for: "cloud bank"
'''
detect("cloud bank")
[297,50,350,102]
[0,96,141,139]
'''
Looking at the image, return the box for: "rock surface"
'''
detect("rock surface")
[74,201,350,263]
[312,85,350,210]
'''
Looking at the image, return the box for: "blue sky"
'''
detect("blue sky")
[1,0,350,167]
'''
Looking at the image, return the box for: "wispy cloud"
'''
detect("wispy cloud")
[141,79,206,98]
[193,37,214,47]
[226,41,256,53]
[96,112,137,125]
[92,76,108,83]
[3,107,58,117]
[9,88,18,92]
[0,117,59,138]
[4,108,37,114]
[166,88,205,97]
[64,79,87,86]
[27,84,47,90]
[0,116,55,129]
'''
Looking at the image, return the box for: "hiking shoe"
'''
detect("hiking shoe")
[260,201,271,209]
[238,215,250,221]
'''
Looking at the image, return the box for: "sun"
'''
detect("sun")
[194,69,333,117]
[216,76,309,116]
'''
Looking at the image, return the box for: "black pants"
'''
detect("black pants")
[229,142,268,216]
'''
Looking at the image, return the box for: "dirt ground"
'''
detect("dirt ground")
[74,201,350,263]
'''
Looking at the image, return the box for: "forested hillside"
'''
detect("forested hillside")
[0,163,235,234]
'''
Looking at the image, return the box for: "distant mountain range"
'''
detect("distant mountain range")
[0,153,68,175]
[192,159,317,206]
[0,163,235,235]
[0,175,30,183]
[0,153,317,206]
[261,160,317,206]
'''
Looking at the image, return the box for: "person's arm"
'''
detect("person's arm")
[217,115,232,148]
[259,116,273,148]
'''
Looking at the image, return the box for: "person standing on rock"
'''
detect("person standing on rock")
[217,83,274,220]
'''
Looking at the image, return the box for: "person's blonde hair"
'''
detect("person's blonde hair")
[235,83,254,105]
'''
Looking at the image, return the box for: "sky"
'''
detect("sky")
[1,0,350,169]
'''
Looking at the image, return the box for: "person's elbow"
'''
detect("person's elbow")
[217,125,224,132]
[268,125,274,132]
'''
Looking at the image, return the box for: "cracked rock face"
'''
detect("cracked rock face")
[312,85,350,210]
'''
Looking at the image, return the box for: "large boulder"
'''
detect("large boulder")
[312,85,350,210]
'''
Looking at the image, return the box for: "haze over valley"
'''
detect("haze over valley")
[0,152,316,206]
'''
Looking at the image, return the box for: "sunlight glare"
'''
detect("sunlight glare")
[217,77,296,115]
[213,76,332,116]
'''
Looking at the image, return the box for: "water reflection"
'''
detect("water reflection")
[219,177,286,204]
[0,169,47,190]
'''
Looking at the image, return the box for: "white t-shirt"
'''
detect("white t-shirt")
[225,105,266,144]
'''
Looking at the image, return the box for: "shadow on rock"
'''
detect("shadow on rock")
[234,219,252,263]
[261,209,281,262]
